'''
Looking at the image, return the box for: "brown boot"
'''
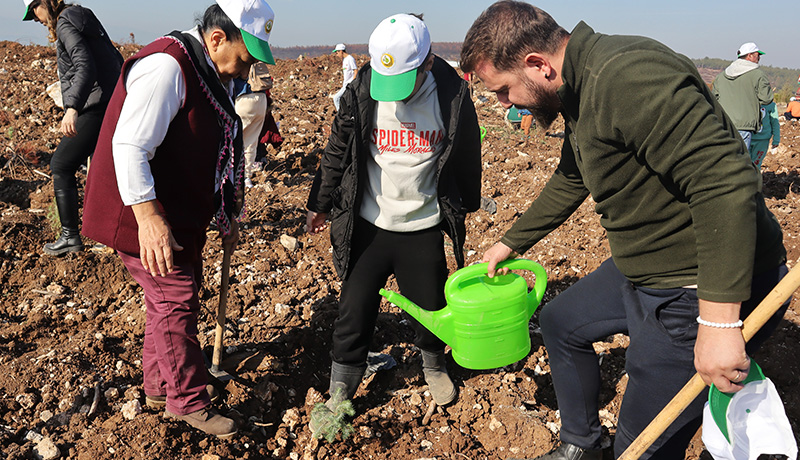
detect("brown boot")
[146,384,220,409]
[163,406,237,439]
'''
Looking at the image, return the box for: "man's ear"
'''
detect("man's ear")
[523,53,552,79]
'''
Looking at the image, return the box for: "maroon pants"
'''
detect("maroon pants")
[119,251,210,415]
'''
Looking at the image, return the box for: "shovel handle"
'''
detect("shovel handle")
[619,262,800,459]
[211,241,234,372]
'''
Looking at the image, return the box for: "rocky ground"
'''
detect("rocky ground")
[1,41,799,460]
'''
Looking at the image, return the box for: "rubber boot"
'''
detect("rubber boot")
[310,362,365,437]
[43,188,84,256]
[326,361,366,410]
[421,350,457,406]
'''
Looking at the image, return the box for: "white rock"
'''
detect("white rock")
[33,437,61,460]
[121,399,142,420]
[280,234,298,251]
[16,393,36,409]
[104,387,120,400]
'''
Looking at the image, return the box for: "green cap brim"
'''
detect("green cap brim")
[708,360,765,443]
[758,51,766,55]
[23,5,35,21]
[370,67,418,102]
[241,29,274,64]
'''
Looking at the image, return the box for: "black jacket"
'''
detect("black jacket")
[307,56,482,279]
[56,6,123,112]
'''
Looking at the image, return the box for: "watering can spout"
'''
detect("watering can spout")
[379,289,455,346]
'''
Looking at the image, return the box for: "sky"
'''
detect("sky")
[2,0,798,70]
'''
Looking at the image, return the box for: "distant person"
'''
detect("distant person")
[519,108,534,136]
[82,0,276,438]
[331,43,357,111]
[234,62,272,188]
[784,97,800,121]
[22,0,123,256]
[306,13,481,432]
[461,2,787,459]
[712,42,774,149]
[750,101,780,169]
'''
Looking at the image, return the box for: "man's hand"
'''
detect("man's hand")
[306,211,328,234]
[60,108,79,137]
[694,300,750,393]
[132,201,183,277]
[481,242,516,278]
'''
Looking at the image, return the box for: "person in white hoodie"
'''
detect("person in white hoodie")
[712,42,774,149]
[306,14,482,434]
[331,43,357,111]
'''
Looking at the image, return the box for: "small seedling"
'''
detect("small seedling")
[310,388,355,443]
[45,198,60,237]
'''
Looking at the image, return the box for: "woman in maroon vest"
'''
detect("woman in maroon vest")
[82,0,275,438]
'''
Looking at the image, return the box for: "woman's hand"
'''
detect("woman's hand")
[60,108,79,137]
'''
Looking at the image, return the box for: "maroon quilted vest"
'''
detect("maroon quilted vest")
[83,36,221,263]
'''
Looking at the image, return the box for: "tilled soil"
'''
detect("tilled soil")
[1,41,799,460]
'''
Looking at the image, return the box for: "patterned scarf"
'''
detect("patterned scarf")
[166,31,244,237]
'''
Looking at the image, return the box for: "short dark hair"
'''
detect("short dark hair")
[198,4,243,43]
[460,1,569,73]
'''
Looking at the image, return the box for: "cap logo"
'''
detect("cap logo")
[381,53,395,69]
[265,19,273,34]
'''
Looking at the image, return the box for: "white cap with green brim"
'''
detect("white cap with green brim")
[702,360,797,459]
[216,0,275,64]
[22,0,36,21]
[368,14,431,102]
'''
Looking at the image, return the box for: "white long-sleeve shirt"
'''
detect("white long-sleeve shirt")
[359,72,445,232]
[112,27,234,205]
[342,54,357,86]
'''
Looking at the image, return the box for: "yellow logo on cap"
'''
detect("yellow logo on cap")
[265,19,273,34]
[381,53,394,69]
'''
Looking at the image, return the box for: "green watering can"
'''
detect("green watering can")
[380,259,547,370]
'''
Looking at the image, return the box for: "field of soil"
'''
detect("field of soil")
[1,41,799,460]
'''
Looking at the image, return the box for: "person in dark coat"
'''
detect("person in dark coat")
[306,14,482,434]
[23,0,123,256]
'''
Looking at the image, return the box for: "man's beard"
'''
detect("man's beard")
[519,74,561,129]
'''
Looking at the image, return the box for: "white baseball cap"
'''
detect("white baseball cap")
[368,14,431,101]
[216,0,276,64]
[333,43,346,53]
[737,42,765,58]
[702,361,797,460]
[22,0,36,21]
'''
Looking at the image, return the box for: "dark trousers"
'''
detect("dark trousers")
[539,258,788,459]
[119,250,211,415]
[50,106,105,191]
[331,218,448,366]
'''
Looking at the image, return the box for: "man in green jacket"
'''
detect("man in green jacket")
[712,42,774,149]
[461,2,787,459]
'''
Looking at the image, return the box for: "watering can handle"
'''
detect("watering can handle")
[444,259,548,306]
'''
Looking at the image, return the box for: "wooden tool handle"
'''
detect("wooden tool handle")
[619,263,800,459]
[211,241,233,371]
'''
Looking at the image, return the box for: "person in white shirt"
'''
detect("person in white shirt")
[83,0,276,438]
[331,43,358,111]
[307,14,482,435]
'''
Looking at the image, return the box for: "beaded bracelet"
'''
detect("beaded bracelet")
[696,316,743,329]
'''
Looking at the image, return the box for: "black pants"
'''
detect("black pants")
[331,218,448,366]
[539,258,789,459]
[50,106,105,192]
